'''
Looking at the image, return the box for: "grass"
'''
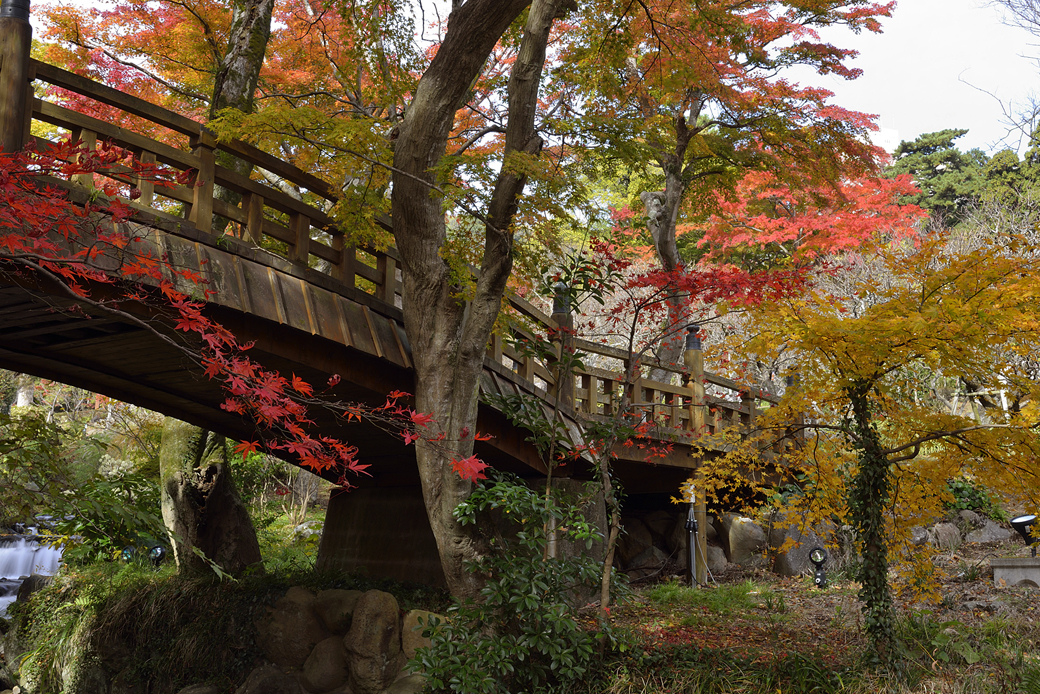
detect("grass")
[584,567,1040,694]
[646,579,788,626]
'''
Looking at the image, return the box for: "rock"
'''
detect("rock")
[302,637,350,693]
[344,590,402,694]
[256,587,331,668]
[386,673,427,694]
[768,518,822,578]
[15,575,52,604]
[667,514,717,555]
[930,523,962,550]
[965,520,1012,544]
[720,514,767,566]
[174,686,221,694]
[62,663,108,694]
[616,518,653,567]
[109,668,147,694]
[909,526,930,546]
[315,589,363,634]
[957,510,983,529]
[705,545,728,576]
[238,664,306,694]
[294,520,323,542]
[626,546,670,572]
[643,510,674,539]
[401,610,436,659]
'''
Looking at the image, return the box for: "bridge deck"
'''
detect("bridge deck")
[0,58,779,495]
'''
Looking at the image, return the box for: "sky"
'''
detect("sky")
[802,0,1040,155]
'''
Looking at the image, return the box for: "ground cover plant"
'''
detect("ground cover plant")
[584,536,1040,694]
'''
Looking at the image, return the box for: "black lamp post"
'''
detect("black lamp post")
[685,500,699,587]
[809,546,828,588]
[1011,514,1038,558]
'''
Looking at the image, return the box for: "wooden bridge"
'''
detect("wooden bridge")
[0,22,778,582]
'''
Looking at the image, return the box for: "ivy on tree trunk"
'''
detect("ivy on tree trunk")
[846,382,898,662]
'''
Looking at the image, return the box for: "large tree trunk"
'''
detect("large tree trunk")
[159,417,263,577]
[391,0,571,598]
[208,0,275,231]
[644,116,693,385]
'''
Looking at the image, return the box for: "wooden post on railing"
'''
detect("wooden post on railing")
[376,252,397,305]
[682,324,707,586]
[550,281,574,409]
[188,126,216,234]
[742,387,756,431]
[71,127,97,188]
[333,237,356,287]
[290,213,310,264]
[244,192,264,244]
[0,0,31,153]
[131,150,156,206]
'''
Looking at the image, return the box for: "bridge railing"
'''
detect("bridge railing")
[21,58,775,441]
[499,294,779,439]
[27,60,403,308]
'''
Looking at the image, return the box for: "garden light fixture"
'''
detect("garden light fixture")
[809,546,828,589]
[1010,514,1038,557]
[148,544,167,567]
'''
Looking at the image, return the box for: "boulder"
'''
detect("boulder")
[667,514,716,555]
[643,510,674,539]
[930,523,962,550]
[626,546,669,572]
[256,587,331,668]
[293,521,323,542]
[706,545,728,574]
[616,518,653,566]
[386,673,428,694]
[302,637,350,693]
[909,526,930,546]
[768,519,822,578]
[720,514,767,566]
[344,590,402,694]
[238,664,305,694]
[957,510,983,529]
[965,520,1012,544]
[314,589,363,634]
[401,610,437,659]
[109,667,147,694]
[15,574,52,604]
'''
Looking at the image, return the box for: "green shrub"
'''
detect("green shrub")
[944,477,1008,522]
[411,473,625,694]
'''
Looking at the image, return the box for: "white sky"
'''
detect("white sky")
[803,0,1040,155]
[33,0,1038,156]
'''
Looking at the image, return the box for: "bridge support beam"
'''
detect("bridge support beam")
[315,486,446,586]
[0,0,31,153]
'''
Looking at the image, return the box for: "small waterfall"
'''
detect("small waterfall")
[0,535,63,618]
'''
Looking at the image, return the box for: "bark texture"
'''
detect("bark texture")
[208,0,275,230]
[159,417,263,576]
[391,0,572,598]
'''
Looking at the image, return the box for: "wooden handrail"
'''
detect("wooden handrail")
[24,57,773,441]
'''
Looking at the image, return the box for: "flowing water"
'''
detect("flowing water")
[0,535,63,617]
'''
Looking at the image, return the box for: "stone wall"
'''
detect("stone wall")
[0,586,438,694]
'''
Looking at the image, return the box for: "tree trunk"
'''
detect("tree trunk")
[644,119,692,385]
[208,0,275,232]
[391,0,571,598]
[847,383,898,661]
[159,417,263,577]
